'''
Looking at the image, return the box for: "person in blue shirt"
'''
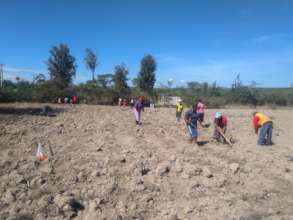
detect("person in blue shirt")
[133,96,144,125]
[184,105,203,144]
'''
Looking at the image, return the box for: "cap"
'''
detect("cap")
[215,112,222,119]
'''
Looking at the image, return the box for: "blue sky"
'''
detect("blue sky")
[0,0,292,87]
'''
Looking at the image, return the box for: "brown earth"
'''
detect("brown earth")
[0,103,293,220]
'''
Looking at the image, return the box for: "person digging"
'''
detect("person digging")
[184,105,203,145]
[252,112,274,146]
[213,112,228,143]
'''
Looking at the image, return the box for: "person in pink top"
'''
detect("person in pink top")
[196,99,205,123]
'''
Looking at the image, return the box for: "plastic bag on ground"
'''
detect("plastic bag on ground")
[36,143,48,161]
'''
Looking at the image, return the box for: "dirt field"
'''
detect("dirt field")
[0,103,293,220]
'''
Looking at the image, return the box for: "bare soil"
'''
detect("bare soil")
[0,103,293,220]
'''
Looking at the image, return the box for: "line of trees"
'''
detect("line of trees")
[0,43,157,104]
[157,75,293,107]
[0,43,292,107]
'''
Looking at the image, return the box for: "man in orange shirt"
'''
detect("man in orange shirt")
[253,112,273,145]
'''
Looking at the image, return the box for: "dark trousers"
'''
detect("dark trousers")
[176,112,182,121]
[213,126,226,142]
[198,113,204,123]
[258,122,273,145]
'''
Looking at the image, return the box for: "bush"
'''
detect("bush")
[205,97,227,108]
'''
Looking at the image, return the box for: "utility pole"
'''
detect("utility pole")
[0,64,3,88]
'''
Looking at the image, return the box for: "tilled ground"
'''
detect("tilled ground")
[0,103,293,220]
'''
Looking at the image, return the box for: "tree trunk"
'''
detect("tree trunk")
[92,70,95,81]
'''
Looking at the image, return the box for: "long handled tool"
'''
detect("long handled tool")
[189,122,196,128]
[217,128,233,147]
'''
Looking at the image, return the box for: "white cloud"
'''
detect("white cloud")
[156,54,184,64]
[74,74,91,83]
[4,66,45,74]
[3,71,18,81]
[251,33,293,44]
[252,35,272,43]
[2,65,47,82]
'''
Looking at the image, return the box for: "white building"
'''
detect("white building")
[158,96,181,106]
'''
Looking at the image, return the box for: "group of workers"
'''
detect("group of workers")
[130,96,274,146]
[57,95,78,104]
[175,99,274,146]
[180,101,229,145]
[118,98,134,107]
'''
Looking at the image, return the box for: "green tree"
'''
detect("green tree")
[167,79,174,88]
[113,64,129,96]
[202,82,209,95]
[132,78,138,87]
[137,54,156,94]
[230,74,243,102]
[97,74,113,88]
[232,74,242,89]
[84,48,98,81]
[210,81,220,96]
[187,81,201,90]
[47,44,77,88]
[2,80,15,89]
[33,73,46,85]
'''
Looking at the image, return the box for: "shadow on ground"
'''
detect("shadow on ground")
[0,106,65,116]
[197,141,210,146]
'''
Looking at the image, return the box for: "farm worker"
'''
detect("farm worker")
[72,95,77,104]
[196,99,205,123]
[175,99,184,122]
[252,112,273,145]
[134,96,144,125]
[118,97,122,106]
[123,99,128,107]
[150,100,155,111]
[213,112,228,142]
[184,105,202,144]
[130,98,134,107]
[64,97,69,104]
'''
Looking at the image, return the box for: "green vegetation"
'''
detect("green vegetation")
[137,54,157,95]
[84,48,98,82]
[1,43,292,107]
[47,44,77,89]
[112,64,130,97]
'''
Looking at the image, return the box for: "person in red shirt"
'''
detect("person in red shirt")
[72,95,77,104]
[123,99,128,107]
[213,112,228,143]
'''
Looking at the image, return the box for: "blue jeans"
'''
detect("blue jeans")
[258,122,273,145]
[187,125,198,138]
